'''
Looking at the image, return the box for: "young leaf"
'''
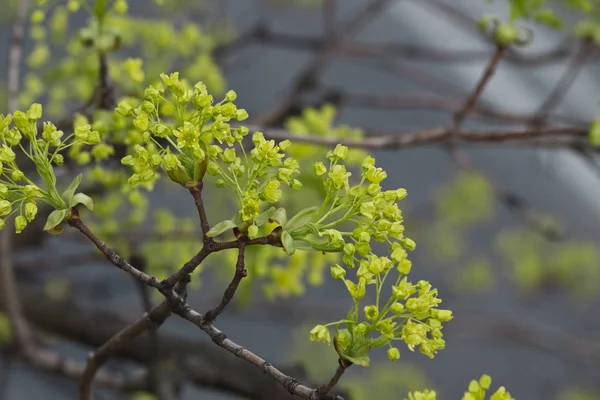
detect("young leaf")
[284,206,319,231]
[270,207,287,226]
[341,354,370,368]
[281,230,296,255]
[70,193,94,210]
[289,223,320,239]
[206,220,236,237]
[255,207,276,227]
[43,209,68,231]
[61,173,83,203]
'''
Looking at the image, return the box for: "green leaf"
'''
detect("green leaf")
[270,207,287,226]
[281,230,296,255]
[206,219,236,237]
[255,207,276,227]
[34,157,57,189]
[70,192,94,210]
[534,9,563,29]
[589,119,600,146]
[341,354,370,368]
[284,206,319,231]
[61,173,82,203]
[43,209,68,231]
[289,223,320,239]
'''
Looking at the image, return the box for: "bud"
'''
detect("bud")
[330,264,346,280]
[309,325,331,344]
[15,215,27,234]
[313,162,326,176]
[225,90,237,102]
[25,202,38,222]
[363,305,379,321]
[0,200,11,216]
[248,224,259,238]
[387,347,400,361]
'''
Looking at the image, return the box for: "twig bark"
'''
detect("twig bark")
[67,209,162,289]
[316,361,347,396]
[204,242,247,323]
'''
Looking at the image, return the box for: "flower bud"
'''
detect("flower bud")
[25,202,37,222]
[363,305,379,321]
[313,162,326,176]
[330,264,346,280]
[15,215,27,234]
[387,347,400,361]
[309,325,331,343]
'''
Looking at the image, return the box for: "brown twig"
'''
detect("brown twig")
[167,299,343,400]
[316,361,347,396]
[204,242,247,323]
[67,209,162,289]
[189,182,212,243]
[78,301,171,400]
[258,125,587,149]
[447,45,506,133]
[532,41,595,126]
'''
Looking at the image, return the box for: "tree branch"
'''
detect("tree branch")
[316,361,347,396]
[447,45,506,133]
[204,242,247,323]
[78,302,172,400]
[168,301,344,400]
[188,182,212,243]
[67,209,162,290]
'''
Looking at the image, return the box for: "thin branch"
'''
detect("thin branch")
[316,361,347,396]
[189,182,212,243]
[447,45,506,132]
[204,242,247,323]
[337,91,585,125]
[1,0,35,356]
[167,300,343,400]
[259,125,587,149]
[533,42,594,125]
[98,53,116,110]
[67,209,162,289]
[78,302,172,399]
[161,245,212,288]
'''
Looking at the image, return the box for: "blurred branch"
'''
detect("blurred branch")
[258,125,587,149]
[1,0,36,357]
[532,42,595,126]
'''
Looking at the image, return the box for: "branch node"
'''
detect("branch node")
[283,377,300,395]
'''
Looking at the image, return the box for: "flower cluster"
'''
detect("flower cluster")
[304,150,452,365]
[406,375,513,400]
[118,72,301,230]
[0,104,95,233]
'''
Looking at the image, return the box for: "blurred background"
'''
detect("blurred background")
[1,0,600,399]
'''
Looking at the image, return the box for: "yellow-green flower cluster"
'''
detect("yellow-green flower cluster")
[461,375,514,400]
[406,375,513,400]
[305,151,452,365]
[119,72,301,226]
[0,104,95,233]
